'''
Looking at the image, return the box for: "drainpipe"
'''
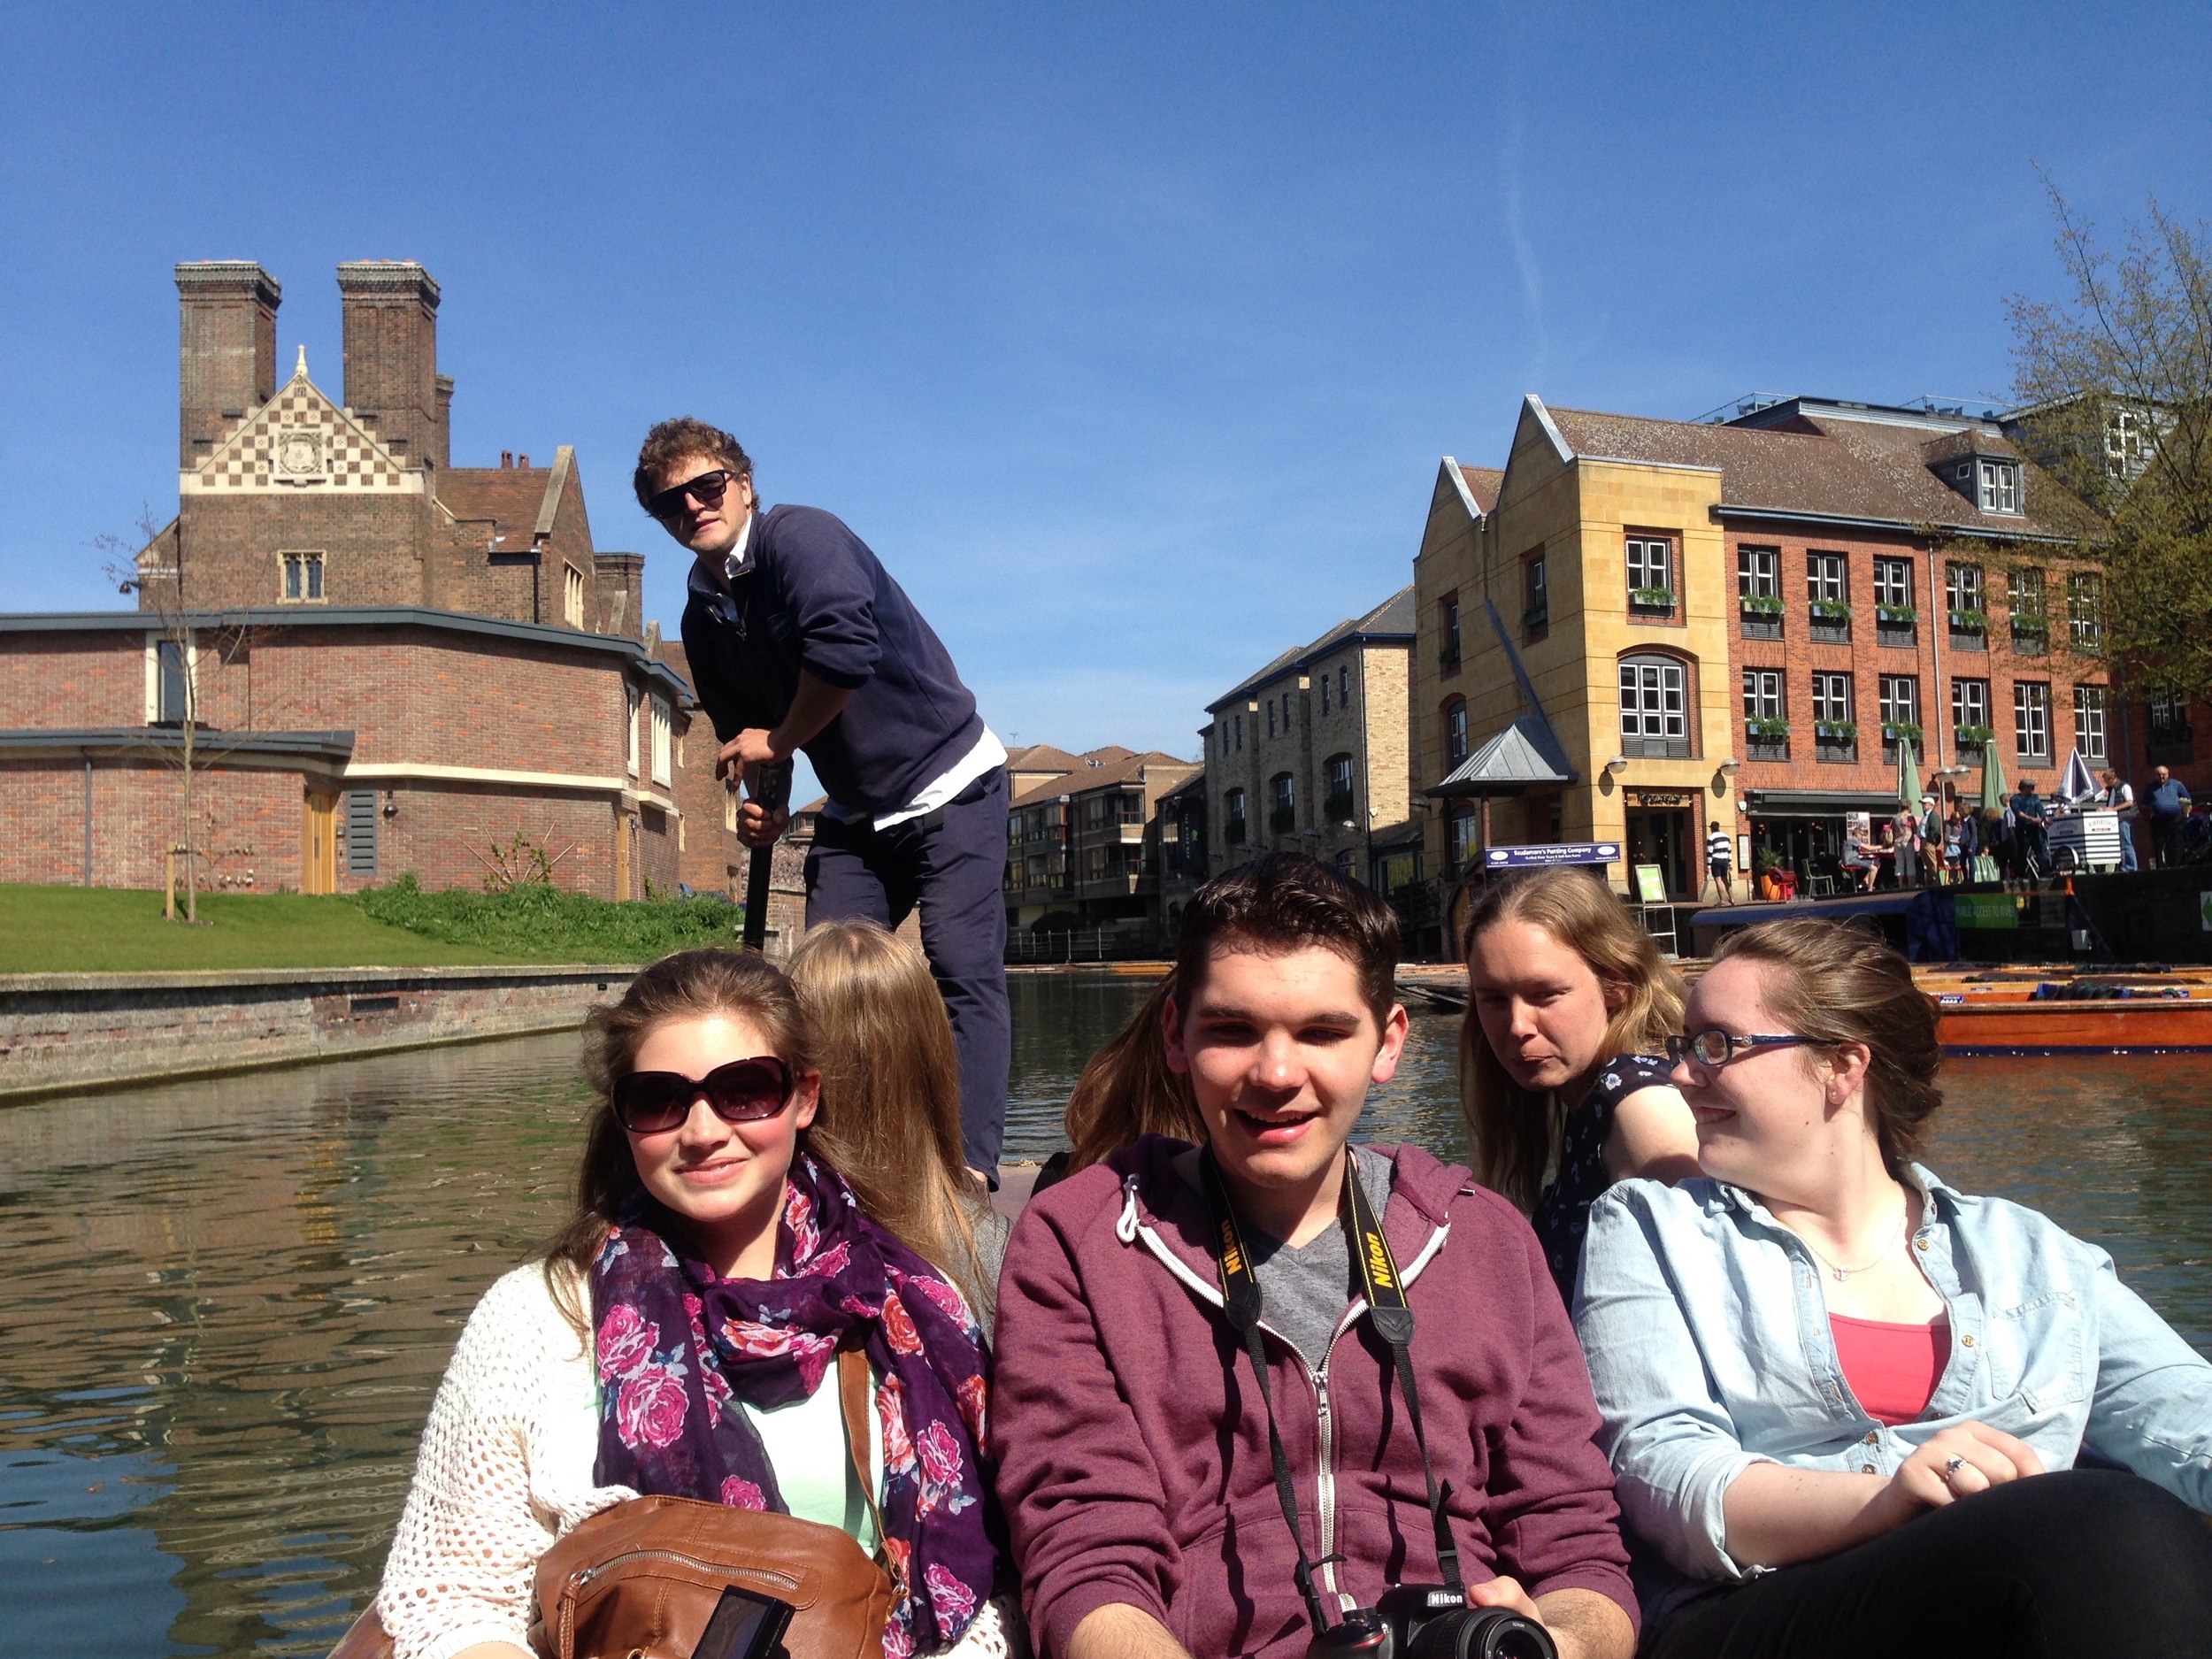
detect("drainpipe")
[83,752,93,887]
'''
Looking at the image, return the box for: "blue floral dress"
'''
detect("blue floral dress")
[1529,1052,1676,1302]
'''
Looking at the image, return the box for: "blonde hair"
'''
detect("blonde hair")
[786,920,993,1312]
[1062,972,1205,1175]
[545,948,815,1336]
[1458,869,1686,1209]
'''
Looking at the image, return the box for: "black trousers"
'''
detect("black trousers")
[1645,1471,2212,1659]
[804,765,1011,1177]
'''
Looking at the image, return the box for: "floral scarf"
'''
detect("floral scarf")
[589,1151,998,1658]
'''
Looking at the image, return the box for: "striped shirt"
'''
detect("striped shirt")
[1707,830,1732,866]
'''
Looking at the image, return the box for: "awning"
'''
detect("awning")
[1427,716,1576,799]
[1745,789,1912,818]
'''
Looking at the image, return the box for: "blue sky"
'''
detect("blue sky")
[4,3,2207,794]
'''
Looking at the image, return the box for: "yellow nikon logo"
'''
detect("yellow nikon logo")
[1363,1232,1395,1291]
[1219,1221,1246,1277]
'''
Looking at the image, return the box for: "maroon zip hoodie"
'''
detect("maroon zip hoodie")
[994,1136,1637,1659]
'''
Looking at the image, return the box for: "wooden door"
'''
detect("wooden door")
[303,792,337,894]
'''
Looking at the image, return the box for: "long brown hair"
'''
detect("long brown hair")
[787,920,994,1313]
[1063,972,1205,1174]
[1709,918,1943,1173]
[545,948,815,1336]
[1459,869,1686,1209]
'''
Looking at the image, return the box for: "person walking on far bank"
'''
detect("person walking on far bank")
[1706,820,1736,902]
[2149,765,2193,869]
[2101,770,2139,872]
[638,419,1011,1182]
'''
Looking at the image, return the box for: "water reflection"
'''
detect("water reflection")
[0,971,2204,1655]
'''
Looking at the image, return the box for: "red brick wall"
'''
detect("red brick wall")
[0,757,300,891]
[162,492,432,611]
[1725,526,2110,802]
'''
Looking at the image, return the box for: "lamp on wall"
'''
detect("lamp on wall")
[1718,757,1740,774]
[1606,755,1629,775]
[382,790,399,818]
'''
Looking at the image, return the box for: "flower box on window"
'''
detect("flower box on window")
[1808,600,1853,621]
[1876,604,1917,626]
[1815,720,1858,743]
[1629,587,1677,611]
[1740,594,1785,617]
[1521,604,1548,631]
[1439,642,1462,671]
[1954,724,1995,751]
[2010,612,2050,637]
[1949,608,1989,634]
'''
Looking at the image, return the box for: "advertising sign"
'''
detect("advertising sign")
[1625,789,1697,809]
[1633,864,1670,902]
[1954,893,2019,931]
[1482,842,1622,869]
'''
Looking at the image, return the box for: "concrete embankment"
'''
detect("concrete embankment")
[0,964,635,1102]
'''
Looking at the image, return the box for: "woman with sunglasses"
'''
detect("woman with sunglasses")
[1574,918,2212,1659]
[1460,867,1699,1301]
[375,949,1015,1659]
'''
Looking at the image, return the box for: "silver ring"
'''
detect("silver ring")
[1942,1455,1968,1482]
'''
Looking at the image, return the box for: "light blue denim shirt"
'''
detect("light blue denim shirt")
[1574,1166,2212,1612]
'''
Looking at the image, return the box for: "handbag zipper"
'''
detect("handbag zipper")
[572,1551,803,1593]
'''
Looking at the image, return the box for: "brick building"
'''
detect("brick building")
[1001,744,1202,941]
[1409,394,2106,929]
[0,258,746,897]
[1198,588,1415,885]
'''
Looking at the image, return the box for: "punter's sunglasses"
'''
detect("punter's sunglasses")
[646,468,740,524]
[612,1056,794,1134]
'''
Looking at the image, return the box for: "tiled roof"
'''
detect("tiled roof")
[1542,406,2101,541]
[1208,585,1415,710]
[437,467,552,541]
[1009,750,1196,808]
[1459,465,1504,512]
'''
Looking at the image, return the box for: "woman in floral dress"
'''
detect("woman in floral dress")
[375,948,1016,1659]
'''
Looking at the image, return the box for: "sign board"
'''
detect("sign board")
[1954,893,2019,931]
[1483,841,1622,869]
[2201,892,2212,933]
[1626,789,1697,809]
[1633,864,1670,902]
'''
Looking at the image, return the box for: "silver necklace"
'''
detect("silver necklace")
[1799,1208,1908,1282]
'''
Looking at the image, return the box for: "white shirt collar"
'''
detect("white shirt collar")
[722,511,754,585]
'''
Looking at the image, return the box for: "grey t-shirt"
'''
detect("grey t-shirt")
[1176,1144,1396,1372]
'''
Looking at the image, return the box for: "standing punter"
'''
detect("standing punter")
[637,418,1010,1181]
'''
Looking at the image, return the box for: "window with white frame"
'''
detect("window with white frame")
[626,690,641,777]
[2074,685,2108,763]
[1320,671,1330,715]
[1813,672,1853,727]
[2151,693,2190,744]
[1446,700,1469,765]
[1978,458,2023,515]
[1946,562,1984,617]
[650,699,672,786]
[1742,668,1784,721]
[280,550,325,603]
[1873,557,1912,611]
[2008,566,2046,620]
[148,635,196,725]
[1808,551,1848,605]
[565,565,587,628]
[1338,665,1349,708]
[1267,700,1277,739]
[1626,535,1673,603]
[2069,572,2103,649]
[1738,545,1778,599]
[1953,678,1991,740]
[1620,655,1688,745]
[1879,675,1920,743]
[2014,681,2051,761]
[1448,808,1479,874]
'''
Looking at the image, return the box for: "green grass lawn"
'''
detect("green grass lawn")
[0,880,749,974]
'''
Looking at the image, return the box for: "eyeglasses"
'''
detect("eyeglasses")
[646,468,741,523]
[1664,1029,1816,1071]
[612,1056,794,1133]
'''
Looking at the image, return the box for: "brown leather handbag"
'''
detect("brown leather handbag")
[531,1343,896,1659]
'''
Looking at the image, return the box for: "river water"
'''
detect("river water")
[3,971,2207,1655]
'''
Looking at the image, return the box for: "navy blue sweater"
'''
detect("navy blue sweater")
[679,503,984,816]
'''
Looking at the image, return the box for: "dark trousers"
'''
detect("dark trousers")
[2154,816,2183,868]
[804,765,1011,1176]
[1645,1470,2212,1659]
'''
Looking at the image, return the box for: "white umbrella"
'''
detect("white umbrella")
[2057,749,2100,805]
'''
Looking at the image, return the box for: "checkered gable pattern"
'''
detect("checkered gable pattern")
[188,372,418,495]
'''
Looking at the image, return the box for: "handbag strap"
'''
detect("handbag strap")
[836,1338,889,1561]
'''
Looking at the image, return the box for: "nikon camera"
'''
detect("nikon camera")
[1309,1586,1557,1659]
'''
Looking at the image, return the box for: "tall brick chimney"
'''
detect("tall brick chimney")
[433,373,455,469]
[336,260,442,472]
[175,262,280,468]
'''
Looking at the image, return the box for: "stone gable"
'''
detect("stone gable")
[183,350,422,498]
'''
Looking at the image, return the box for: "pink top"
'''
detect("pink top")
[1831,1313,1950,1425]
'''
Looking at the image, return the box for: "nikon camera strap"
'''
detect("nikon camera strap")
[1199,1147,1464,1641]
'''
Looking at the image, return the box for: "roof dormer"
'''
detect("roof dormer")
[1921,429,2024,517]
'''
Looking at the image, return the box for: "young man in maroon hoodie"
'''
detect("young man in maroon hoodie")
[994,856,1638,1659]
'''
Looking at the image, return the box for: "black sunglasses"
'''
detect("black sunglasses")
[646,468,741,523]
[1664,1029,1815,1071]
[612,1056,794,1133]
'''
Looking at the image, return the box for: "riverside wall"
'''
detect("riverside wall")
[0,964,635,1102]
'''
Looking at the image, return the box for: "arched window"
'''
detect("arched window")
[1323,753,1356,824]
[1619,653,1691,758]
[1444,699,1469,766]
[1270,772,1296,833]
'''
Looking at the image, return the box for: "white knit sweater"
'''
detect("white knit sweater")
[376,1262,1019,1659]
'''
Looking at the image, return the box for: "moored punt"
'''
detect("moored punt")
[1916,966,2212,1054]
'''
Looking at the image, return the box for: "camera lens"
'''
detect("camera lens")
[1405,1607,1556,1659]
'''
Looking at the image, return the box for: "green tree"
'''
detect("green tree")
[2007,184,2212,702]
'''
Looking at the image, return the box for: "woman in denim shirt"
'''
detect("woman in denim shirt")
[1576,918,2212,1658]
